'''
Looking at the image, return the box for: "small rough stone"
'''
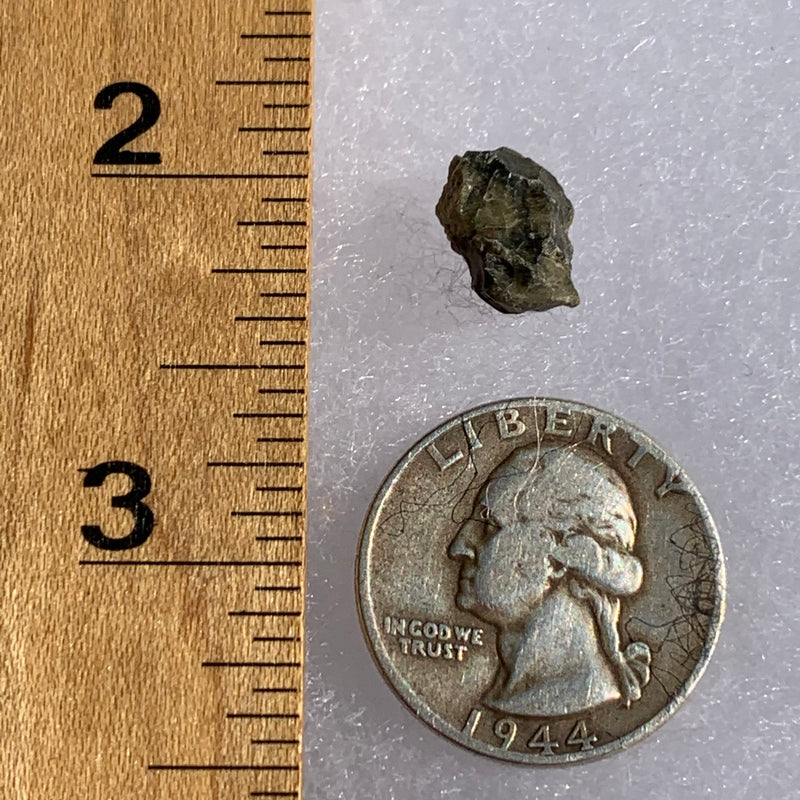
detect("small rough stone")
[435,147,580,313]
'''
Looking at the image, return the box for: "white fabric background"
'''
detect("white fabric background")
[307,1,799,797]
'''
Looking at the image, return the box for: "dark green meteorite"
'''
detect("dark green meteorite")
[435,147,580,313]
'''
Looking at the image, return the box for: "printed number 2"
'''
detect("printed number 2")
[93,82,162,165]
[82,461,154,550]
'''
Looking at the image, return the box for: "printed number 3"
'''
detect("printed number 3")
[82,461,154,550]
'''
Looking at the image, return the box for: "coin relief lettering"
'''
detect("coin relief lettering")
[463,419,483,451]
[544,407,576,437]
[655,465,690,499]
[626,441,648,469]
[585,415,616,455]
[426,419,485,471]
[462,708,599,755]
[426,441,464,471]
[495,408,526,439]
[426,407,660,473]
[383,616,484,662]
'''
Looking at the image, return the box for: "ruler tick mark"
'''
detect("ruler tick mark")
[241,33,311,39]
[79,560,299,567]
[240,127,311,133]
[260,245,307,251]
[161,363,302,370]
[253,687,299,693]
[213,268,307,273]
[253,636,302,642]
[231,510,303,517]
[236,315,307,321]
[91,172,304,179]
[217,80,309,86]
[208,461,303,467]
[227,712,300,719]
[253,410,303,417]
[251,793,298,799]
[251,739,301,745]
[254,585,301,591]
[256,536,303,542]
[238,221,306,227]
[202,662,301,668]
[235,412,304,418]
[231,610,301,617]
[149,764,298,772]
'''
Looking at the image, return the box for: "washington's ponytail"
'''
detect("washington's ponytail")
[570,579,651,706]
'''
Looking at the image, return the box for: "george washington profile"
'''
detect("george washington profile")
[448,443,651,717]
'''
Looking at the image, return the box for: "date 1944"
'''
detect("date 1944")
[463,710,597,755]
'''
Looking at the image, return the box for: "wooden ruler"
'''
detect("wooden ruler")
[1,2,311,798]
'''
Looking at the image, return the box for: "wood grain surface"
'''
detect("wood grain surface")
[0,2,312,797]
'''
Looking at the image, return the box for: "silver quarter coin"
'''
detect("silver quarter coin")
[357,398,725,764]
